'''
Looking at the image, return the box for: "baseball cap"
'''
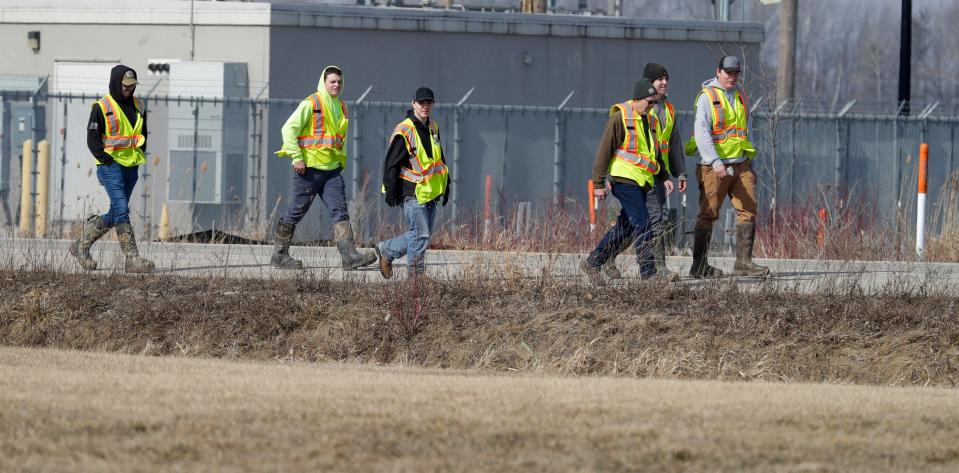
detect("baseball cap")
[120,69,138,86]
[718,55,742,73]
[632,78,656,101]
[414,87,435,102]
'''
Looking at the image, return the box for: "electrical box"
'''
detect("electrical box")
[167,62,248,205]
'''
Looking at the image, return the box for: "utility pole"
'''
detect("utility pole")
[777,0,797,103]
[898,0,912,116]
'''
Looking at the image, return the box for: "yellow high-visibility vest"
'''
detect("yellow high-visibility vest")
[296,93,349,170]
[608,101,657,188]
[649,100,675,175]
[684,86,757,160]
[392,118,448,204]
[95,95,145,167]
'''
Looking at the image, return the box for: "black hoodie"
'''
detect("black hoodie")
[86,65,147,163]
[382,109,449,203]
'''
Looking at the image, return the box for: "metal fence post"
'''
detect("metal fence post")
[451,87,474,222]
[835,101,855,191]
[350,85,374,199]
[554,90,574,206]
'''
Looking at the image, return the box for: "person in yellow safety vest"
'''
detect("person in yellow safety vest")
[69,65,154,273]
[598,63,688,282]
[374,87,450,279]
[684,55,769,278]
[271,65,377,271]
[580,78,662,286]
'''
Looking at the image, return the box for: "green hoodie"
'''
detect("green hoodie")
[275,65,348,170]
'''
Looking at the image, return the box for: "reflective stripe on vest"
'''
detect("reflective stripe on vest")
[297,93,347,150]
[613,102,658,175]
[703,87,749,144]
[649,100,675,156]
[97,96,144,153]
[391,118,448,204]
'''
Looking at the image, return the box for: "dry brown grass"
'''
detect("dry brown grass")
[2,346,958,472]
[1,269,957,387]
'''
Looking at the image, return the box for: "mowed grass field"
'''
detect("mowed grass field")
[2,346,958,473]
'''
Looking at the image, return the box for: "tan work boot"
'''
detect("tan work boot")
[115,222,155,273]
[689,228,723,279]
[733,223,770,277]
[580,258,606,286]
[271,221,303,270]
[373,243,392,279]
[68,215,110,270]
[333,221,377,271]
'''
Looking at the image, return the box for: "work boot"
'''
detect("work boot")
[373,243,392,279]
[333,221,377,271]
[733,223,770,277]
[271,221,303,270]
[68,214,110,271]
[652,236,680,283]
[115,222,155,274]
[601,260,623,279]
[689,228,723,279]
[580,258,606,286]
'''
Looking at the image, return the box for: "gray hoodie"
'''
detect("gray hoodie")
[693,77,748,167]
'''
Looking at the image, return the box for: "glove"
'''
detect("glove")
[441,185,450,206]
[385,193,401,208]
[96,154,114,166]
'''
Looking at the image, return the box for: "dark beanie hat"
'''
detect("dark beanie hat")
[632,78,656,101]
[643,63,669,81]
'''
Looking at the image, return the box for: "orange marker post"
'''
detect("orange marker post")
[587,180,596,232]
[817,208,827,250]
[916,143,929,260]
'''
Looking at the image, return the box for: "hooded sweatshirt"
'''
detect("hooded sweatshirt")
[87,65,147,162]
[276,65,347,170]
[693,77,746,167]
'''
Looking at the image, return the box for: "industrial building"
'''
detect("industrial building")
[0,0,762,239]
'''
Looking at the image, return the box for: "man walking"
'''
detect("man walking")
[581,79,660,285]
[69,65,154,273]
[600,63,687,281]
[272,65,376,270]
[374,87,450,279]
[685,55,769,278]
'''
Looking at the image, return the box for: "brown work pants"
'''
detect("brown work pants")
[695,161,757,230]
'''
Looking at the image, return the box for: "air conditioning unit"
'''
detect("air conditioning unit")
[167,62,248,205]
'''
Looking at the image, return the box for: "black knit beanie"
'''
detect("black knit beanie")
[642,63,669,81]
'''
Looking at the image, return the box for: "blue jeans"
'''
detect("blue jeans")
[280,167,349,226]
[96,163,140,227]
[598,177,668,274]
[586,181,655,277]
[379,197,437,275]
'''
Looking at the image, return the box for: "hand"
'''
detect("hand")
[593,188,608,201]
[442,190,450,206]
[293,160,306,175]
[712,162,728,178]
[678,178,688,193]
[97,154,114,166]
[663,179,675,196]
[385,193,401,207]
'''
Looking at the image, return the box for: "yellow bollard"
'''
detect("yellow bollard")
[159,203,170,241]
[35,140,50,238]
[18,139,33,237]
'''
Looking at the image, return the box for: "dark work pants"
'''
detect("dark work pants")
[586,181,655,277]
[280,167,349,226]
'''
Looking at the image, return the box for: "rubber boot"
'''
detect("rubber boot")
[689,228,723,279]
[733,223,770,277]
[68,215,110,271]
[333,221,377,270]
[115,222,155,274]
[271,221,303,270]
[652,237,680,282]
